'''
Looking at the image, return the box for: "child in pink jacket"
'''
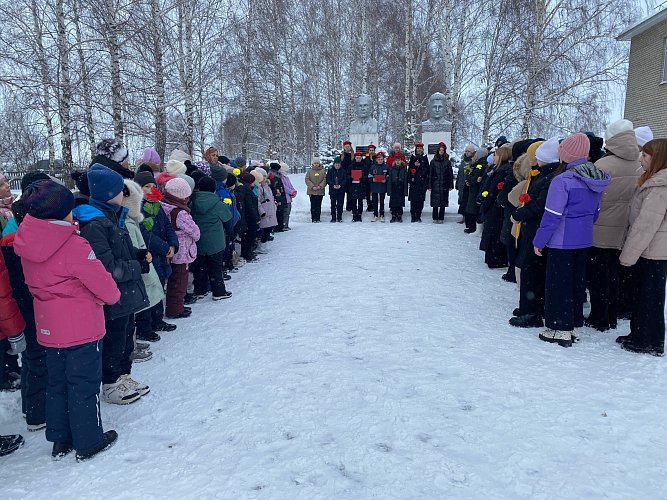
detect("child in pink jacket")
[15,180,121,462]
[161,178,200,318]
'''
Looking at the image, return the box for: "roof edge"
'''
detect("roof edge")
[617,7,667,41]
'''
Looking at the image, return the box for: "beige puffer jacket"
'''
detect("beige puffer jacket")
[305,164,327,195]
[619,168,667,266]
[593,130,641,249]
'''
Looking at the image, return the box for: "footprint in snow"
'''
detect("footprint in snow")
[374,443,392,452]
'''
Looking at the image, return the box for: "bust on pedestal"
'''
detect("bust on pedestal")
[349,94,378,152]
[421,92,452,161]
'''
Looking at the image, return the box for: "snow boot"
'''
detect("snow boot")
[27,422,46,432]
[509,314,544,328]
[154,320,177,332]
[380,215,385,222]
[130,349,152,363]
[102,379,141,405]
[76,430,118,462]
[538,329,573,347]
[136,331,160,342]
[621,340,664,356]
[512,308,522,317]
[0,434,24,456]
[213,291,233,300]
[390,216,396,223]
[184,293,198,305]
[398,216,403,223]
[616,335,631,344]
[372,216,378,222]
[52,441,73,461]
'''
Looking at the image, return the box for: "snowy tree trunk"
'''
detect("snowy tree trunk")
[56,0,73,174]
[149,0,167,161]
[177,1,194,154]
[449,0,469,147]
[403,0,413,145]
[105,0,124,140]
[520,0,546,138]
[72,0,95,158]
[30,0,55,172]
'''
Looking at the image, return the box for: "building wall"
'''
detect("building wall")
[624,19,667,139]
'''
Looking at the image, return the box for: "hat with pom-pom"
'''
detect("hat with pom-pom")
[20,171,50,193]
[96,138,128,164]
[166,159,187,176]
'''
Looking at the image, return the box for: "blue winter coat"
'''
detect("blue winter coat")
[140,201,179,282]
[215,181,241,228]
[327,166,347,195]
[369,163,389,194]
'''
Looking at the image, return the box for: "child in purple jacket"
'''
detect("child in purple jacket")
[533,133,610,347]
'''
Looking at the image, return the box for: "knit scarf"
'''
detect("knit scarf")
[162,192,190,212]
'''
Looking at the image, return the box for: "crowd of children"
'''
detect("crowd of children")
[0,140,296,459]
[1,121,666,461]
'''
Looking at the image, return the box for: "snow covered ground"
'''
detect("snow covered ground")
[2,175,666,499]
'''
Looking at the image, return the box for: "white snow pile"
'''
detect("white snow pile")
[1,176,665,499]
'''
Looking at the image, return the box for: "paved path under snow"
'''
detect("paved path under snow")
[1,176,665,499]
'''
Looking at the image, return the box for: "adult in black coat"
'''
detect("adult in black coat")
[363,146,377,211]
[407,143,430,222]
[236,173,261,261]
[509,161,561,327]
[428,142,454,222]
[340,144,354,211]
[387,159,408,222]
[347,153,368,222]
[463,148,488,233]
[479,148,512,268]
[496,161,521,282]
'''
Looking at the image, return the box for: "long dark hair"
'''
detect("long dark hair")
[639,139,667,187]
[434,142,449,161]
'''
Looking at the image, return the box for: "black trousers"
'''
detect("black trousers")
[330,192,345,220]
[135,301,164,334]
[350,196,364,220]
[45,340,103,453]
[587,247,621,329]
[241,226,257,259]
[544,248,588,331]
[390,206,404,218]
[410,200,424,219]
[275,204,285,231]
[519,253,547,317]
[21,324,47,426]
[192,251,227,297]
[464,213,477,231]
[432,207,445,221]
[310,195,324,221]
[102,315,134,384]
[628,258,666,351]
[371,192,385,217]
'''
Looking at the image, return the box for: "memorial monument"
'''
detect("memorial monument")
[349,94,379,153]
[421,92,452,161]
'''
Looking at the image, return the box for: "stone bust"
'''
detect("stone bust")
[350,94,378,135]
[421,92,452,132]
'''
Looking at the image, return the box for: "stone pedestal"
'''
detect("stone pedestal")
[422,131,452,162]
[350,133,379,153]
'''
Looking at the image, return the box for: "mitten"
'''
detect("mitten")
[139,260,151,274]
[136,249,149,262]
[7,333,26,355]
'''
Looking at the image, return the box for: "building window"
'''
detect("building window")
[663,38,667,83]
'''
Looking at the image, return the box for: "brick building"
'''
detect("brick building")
[617,8,667,139]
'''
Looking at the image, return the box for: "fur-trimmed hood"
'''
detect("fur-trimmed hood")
[121,180,145,223]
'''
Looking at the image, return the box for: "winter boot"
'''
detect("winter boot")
[538,329,573,347]
[390,215,396,223]
[102,379,141,405]
[76,430,118,462]
[621,340,664,356]
[184,293,198,305]
[27,422,46,432]
[509,314,544,328]
[0,434,24,456]
[380,215,385,222]
[154,320,177,332]
[130,349,153,363]
[213,291,233,300]
[136,331,160,342]
[372,216,378,222]
[52,441,73,460]
[398,216,403,223]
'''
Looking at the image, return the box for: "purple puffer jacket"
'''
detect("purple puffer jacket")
[281,175,297,204]
[533,160,611,250]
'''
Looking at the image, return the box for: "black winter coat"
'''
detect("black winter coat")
[512,162,560,268]
[140,201,179,282]
[387,166,408,207]
[497,171,519,247]
[428,155,454,207]
[327,167,347,195]
[270,173,287,205]
[407,154,429,202]
[236,183,261,233]
[1,244,36,338]
[480,161,512,252]
[465,159,486,215]
[74,201,149,320]
[347,161,368,199]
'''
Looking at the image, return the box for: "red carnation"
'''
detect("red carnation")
[519,193,531,204]
[497,181,505,190]
[410,168,417,174]
[145,186,163,202]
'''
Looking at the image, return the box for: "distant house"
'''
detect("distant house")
[617,8,667,139]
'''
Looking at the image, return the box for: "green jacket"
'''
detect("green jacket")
[191,191,232,256]
[125,217,165,310]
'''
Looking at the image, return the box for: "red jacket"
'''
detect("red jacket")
[0,247,25,340]
[14,215,121,348]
